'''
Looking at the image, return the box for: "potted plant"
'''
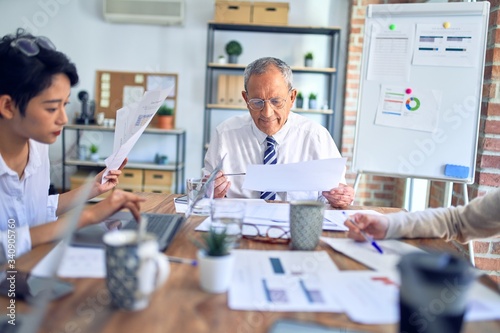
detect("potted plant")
[225,40,242,64]
[304,52,313,67]
[308,93,318,109]
[193,226,235,293]
[217,55,227,64]
[154,153,168,165]
[295,91,304,109]
[157,105,174,130]
[89,144,99,162]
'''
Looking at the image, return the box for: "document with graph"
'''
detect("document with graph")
[228,250,342,312]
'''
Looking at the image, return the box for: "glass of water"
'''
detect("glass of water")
[186,178,214,216]
[210,199,246,248]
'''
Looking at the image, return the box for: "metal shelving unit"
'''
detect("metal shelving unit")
[61,124,186,193]
[202,22,342,161]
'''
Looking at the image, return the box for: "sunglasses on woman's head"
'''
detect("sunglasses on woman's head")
[10,36,56,57]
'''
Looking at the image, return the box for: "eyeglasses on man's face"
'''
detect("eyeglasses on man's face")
[10,36,56,57]
[246,88,293,112]
[242,224,290,244]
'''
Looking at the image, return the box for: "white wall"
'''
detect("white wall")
[0,0,348,190]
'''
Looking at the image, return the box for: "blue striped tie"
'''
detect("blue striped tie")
[260,136,277,200]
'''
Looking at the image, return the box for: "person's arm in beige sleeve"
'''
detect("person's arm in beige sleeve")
[347,188,500,243]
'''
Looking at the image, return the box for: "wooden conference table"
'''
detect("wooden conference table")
[2,193,499,333]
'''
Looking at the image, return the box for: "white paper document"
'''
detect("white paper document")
[174,201,187,214]
[412,23,481,67]
[242,158,347,192]
[331,271,400,324]
[320,237,426,275]
[194,203,372,233]
[328,271,500,324]
[375,85,442,133]
[367,24,413,82]
[102,87,173,181]
[229,250,342,312]
[466,283,500,321]
[32,242,105,278]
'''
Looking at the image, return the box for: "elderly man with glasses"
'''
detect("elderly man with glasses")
[203,57,354,208]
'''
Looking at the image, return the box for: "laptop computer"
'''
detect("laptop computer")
[71,211,185,251]
[0,174,96,333]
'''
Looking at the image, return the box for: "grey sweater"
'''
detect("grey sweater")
[385,188,500,244]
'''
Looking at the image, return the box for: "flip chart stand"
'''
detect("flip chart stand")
[444,182,474,267]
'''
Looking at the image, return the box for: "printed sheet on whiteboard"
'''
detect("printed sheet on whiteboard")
[412,23,481,67]
[374,85,442,132]
[366,24,413,82]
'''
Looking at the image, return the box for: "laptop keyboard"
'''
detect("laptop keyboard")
[122,213,184,250]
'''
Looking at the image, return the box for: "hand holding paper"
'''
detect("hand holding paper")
[101,87,174,183]
[322,183,355,208]
[242,158,347,192]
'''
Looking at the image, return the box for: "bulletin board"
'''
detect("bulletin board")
[95,70,178,127]
[352,2,489,184]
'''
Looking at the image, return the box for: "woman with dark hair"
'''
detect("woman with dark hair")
[0,29,143,256]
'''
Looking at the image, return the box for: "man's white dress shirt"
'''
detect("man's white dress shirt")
[0,140,59,258]
[203,112,346,201]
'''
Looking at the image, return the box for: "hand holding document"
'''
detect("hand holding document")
[243,158,347,192]
[102,87,174,182]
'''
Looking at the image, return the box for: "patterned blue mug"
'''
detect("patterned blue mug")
[289,201,325,251]
[103,230,170,311]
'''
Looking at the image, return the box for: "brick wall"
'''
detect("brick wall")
[343,0,499,282]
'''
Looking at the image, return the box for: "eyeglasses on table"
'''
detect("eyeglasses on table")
[241,223,290,244]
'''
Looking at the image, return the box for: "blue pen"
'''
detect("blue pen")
[342,212,384,254]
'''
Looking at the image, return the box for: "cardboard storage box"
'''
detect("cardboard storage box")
[118,168,143,187]
[143,185,172,194]
[215,1,252,24]
[144,170,173,187]
[252,2,289,25]
[70,170,110,200]
[117,184,143,193]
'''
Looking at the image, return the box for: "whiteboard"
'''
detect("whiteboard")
[352,2,489,184]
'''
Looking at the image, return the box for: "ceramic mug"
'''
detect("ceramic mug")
[289,201,325,250]
[103,230,170,311]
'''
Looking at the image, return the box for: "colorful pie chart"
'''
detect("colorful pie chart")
[405,97,421,111]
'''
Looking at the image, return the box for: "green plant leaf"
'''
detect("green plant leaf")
[158,105,174,116]
[225,40,242,56]
[192,226,230,257]
[89,144,98,153]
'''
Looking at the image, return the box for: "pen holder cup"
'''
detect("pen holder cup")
[104,230,170,311]
[289,201,325,251]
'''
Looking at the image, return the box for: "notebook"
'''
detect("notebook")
[71,211,185,251]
